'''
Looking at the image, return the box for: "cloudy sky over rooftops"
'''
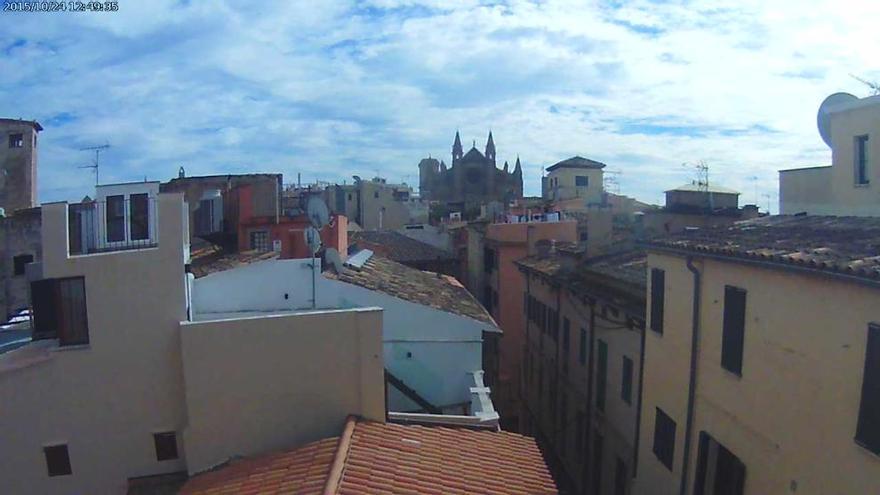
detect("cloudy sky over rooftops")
[2,0,878,211]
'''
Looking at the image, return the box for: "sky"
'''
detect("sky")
[1,0,878,212]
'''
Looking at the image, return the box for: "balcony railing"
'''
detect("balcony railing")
[68,197,158,255]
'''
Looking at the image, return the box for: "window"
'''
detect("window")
[622,355,633,405]
[13,254,33,276]
[576,411,585,456]
[44,444,72,477]
[106,195,125,242]
[856,323,880,455]
[615,457,628,495]
[154,432,179,461]
[563,318,570,353]
[653,408,676,470]
[576,175,589,187]
[8,133,23,148]
[721,286,747,375]
[592,433,604,495]
[373,191,379,199]
[650,268,665,334]
[129,193,149,241]
[856,135,870,185]
[483,286,493,313]
[483,248,496,273]
[492,289,498,309]
[579,328,587,365]
[347,193,352,201]
[559,392,568,451]
[31,277,89,346]
[249,230,269,252]
[538,364,544,400]
[694,433,745,495]
[580,231,589,242]
[597,339,608,412]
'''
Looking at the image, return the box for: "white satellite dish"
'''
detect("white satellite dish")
[304,226,322,255]
[817,92,857,147]
[306,196,330,229]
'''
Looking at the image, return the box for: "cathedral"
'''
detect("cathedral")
[418,131,523,206]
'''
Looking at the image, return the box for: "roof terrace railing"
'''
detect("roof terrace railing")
[68,197,158,255]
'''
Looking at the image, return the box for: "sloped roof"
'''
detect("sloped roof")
[350,230,454,263]
[327,254,496,326]
[180,417,557,495]
[645,215,880,283]
[545,156,607,171]
[462,146,486,161]
[179,437,338,495]
[189,248,280,278]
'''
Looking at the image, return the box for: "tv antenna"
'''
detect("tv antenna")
[79,143,110,186]
[682,160,709,192]
[849,73,880,96]
[604,170,622,195]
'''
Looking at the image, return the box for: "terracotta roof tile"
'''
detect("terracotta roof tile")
[350,230,455,263]
[327,254,497,327]
[645,215,880,282]
[180,419,557,495]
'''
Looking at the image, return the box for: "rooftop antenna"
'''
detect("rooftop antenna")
[78,143,110,186]
[849,73,880,96]
[604,170,622,195]
[305,196,330,309]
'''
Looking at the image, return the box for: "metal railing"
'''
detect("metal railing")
[68,197,158,255]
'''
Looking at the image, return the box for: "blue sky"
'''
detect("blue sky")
[1,0,878,211]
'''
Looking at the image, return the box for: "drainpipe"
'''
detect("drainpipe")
[584,300,597,494]
[679,256,702,495]
[633,317,646,478]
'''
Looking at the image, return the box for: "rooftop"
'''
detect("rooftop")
[0,118,42,131]
[180,416,557,495]
[189,247,280,278]
[545,156,607,171]
[327,253,497,326]
[517,247,647,311]
[666,182,740,195]
[645,215,880,283]
[350,230,455,263]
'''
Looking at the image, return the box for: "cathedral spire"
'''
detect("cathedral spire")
[485,131,496,164]
[452,131,463,165]
[503,160,509,173]
[514,155,522,175]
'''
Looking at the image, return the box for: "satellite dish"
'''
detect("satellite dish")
[817,92,857,147]
[306,196,330,229]
[304,226,322,255]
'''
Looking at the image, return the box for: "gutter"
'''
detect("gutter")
[679,256,701,495]
[633,314,647,478]
[584,301,597,492]
[645,244,880,290]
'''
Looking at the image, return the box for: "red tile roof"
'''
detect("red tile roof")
[180,417,557,495]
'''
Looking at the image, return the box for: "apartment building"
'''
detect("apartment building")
[542,156,607,204]
[780,93,880,216]
[518,247,647,495]
[0,188,386,493]
[635,216,880,494]
[326,176,428,230]
[478,217,578,429]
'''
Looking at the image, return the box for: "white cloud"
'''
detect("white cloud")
[0,0,877,212]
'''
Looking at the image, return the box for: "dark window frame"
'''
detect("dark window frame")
[44,444,72,477]
[13,253,34,276]
[106,195,126,243]
[31,276,89,346]
[622,355,634,405]
[576,175,589,187]
[650,268,665,334]
[249,230,270,252]
[579,328,587,365]
[597,339,608,412]
[154,431,179,461]
[856,323,880,455]
[129,193,150,241]
[9,133,24,148]
[856,134,870,185]
[721,286,747,376]
[653,407,676,471]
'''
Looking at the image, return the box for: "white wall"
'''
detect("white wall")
[191,258,498,410]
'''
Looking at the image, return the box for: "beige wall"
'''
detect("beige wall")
[179,307,385,474]
[0,120,38,212]
[635,252,880,494]
[0,194,189,494]
[779,166,832,214]
[357,180,422,230]
[545,167,604,204]
[521,269,643,495]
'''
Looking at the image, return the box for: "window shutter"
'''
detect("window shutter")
[721,286,747,375]
[650,269,665,334]
[856,324,880,454]
[30,279,60,340]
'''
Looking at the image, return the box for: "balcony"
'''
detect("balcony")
[68,196,158,255]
